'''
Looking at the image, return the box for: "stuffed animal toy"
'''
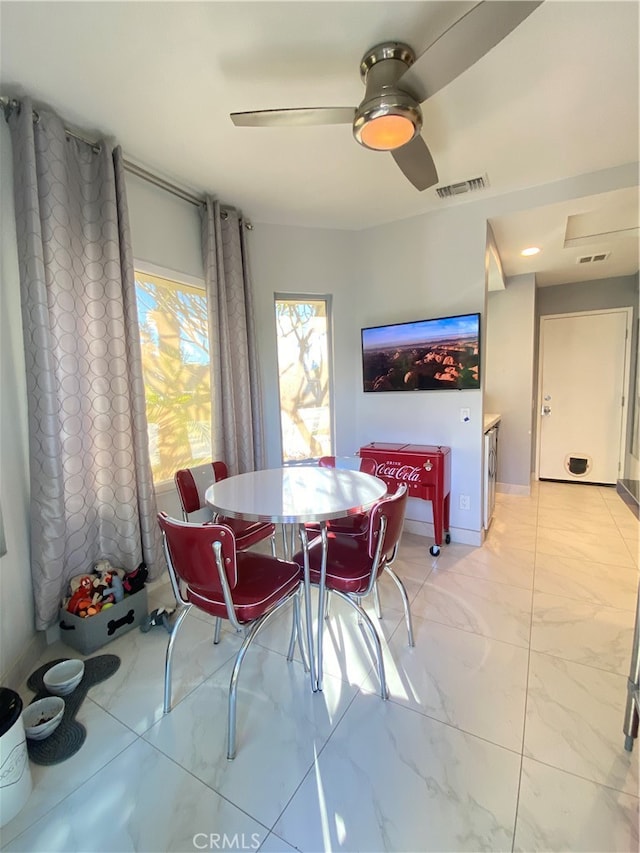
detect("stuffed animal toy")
[76,600,101,618]
[140,607,176,634]
[66,589,102,618]
[65,575,97,616]
[92,559,125,581]
[63,560,145,618]
[68,574,94,597]
[122,563,148,595]
[93,558,112,575]
[99,572,124,604]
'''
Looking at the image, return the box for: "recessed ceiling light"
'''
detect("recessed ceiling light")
[521,246,541,257]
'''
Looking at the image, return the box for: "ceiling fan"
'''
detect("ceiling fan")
[231,1,542,191]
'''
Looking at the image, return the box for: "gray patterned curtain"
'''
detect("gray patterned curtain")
[202,198,265,475]
[7,99,165,630]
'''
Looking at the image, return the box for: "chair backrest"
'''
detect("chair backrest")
[367,484,408,565]
[158,512,239,595]
[174,461,229,517]
[318,455,377,476]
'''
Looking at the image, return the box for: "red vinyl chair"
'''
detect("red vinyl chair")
[175,462,277,645]
[175,461,276,551]
[315,455,380,537]
[318,455,378,475]
[312,455,388,621]
[293,484,414,696]
[158,512,304,760]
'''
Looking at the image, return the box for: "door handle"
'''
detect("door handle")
[541,405,551,416]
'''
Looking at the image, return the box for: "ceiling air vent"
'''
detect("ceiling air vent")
[576,252,611,264]
[436,175,488,199]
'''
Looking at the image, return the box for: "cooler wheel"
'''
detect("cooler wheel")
[445,533,451,545]
[429,544,440,557]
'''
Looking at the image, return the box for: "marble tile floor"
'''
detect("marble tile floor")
[2,480,639,852]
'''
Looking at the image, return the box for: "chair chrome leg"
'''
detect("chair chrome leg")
[623,585,640,750]
[227,595,295,759]
[288,588,310,672]
[227,619,263,760]
[163,605,191,713]
[270,533,277,557]
[334,590,388,700]
[298,525,318,693]
[213,616,222,644]
[287,599,296,661]
[385,566,415,647]
[316,525,328,692]
[372,581,383,619]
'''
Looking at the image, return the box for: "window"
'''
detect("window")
[135,269,211,484]
[274,295,333,462]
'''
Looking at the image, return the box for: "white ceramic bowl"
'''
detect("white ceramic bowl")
[22,696,65,740]
[43,659,85,696]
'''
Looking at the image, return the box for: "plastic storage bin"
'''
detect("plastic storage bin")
[59,587,148,654]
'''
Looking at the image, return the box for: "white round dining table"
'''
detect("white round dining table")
[205,466,387,692]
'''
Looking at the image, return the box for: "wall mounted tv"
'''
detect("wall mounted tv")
[361,312,481,392]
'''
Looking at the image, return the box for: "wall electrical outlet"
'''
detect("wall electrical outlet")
[459,494,470,510]
[460,408,470,423]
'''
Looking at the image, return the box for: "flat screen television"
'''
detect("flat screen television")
[361,312,481,392]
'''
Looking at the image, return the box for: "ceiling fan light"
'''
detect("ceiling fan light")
[353,92,422,151]
[360,114,415,151]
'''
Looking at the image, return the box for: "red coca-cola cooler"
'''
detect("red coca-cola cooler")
[359,442,451,556]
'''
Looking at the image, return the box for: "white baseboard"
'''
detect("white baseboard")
[1,631,47,691]
[403,518,482,547]
[496,482,531,496]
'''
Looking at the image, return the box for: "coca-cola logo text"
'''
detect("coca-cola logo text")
[375,463,422,482]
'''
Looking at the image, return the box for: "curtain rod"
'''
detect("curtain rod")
[0,95,204,207]
[123,160,203,208]
[0,96,253,226]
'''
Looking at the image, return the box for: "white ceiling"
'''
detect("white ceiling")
[490,187,640,287]
[1,1,638,286]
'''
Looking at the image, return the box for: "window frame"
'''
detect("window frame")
[273,292,335,466]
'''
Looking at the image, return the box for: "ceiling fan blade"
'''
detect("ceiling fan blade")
[398,1,543,104]
[231,107,355,128]
[391,136,439,191]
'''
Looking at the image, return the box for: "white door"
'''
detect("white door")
[537,309,631,484]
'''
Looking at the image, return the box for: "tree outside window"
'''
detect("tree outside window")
[275,296,333,462]
[135,271,211,484]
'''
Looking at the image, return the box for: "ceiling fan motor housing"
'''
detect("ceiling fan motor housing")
[353,42,423,150]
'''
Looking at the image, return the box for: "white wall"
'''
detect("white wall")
[352,206,487,542]
[248,223,358,467]
[537,274,638,316]
[0,121,44,686]
[485,274,537,490]
[248,166,639,544]
[349,165,640,531]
